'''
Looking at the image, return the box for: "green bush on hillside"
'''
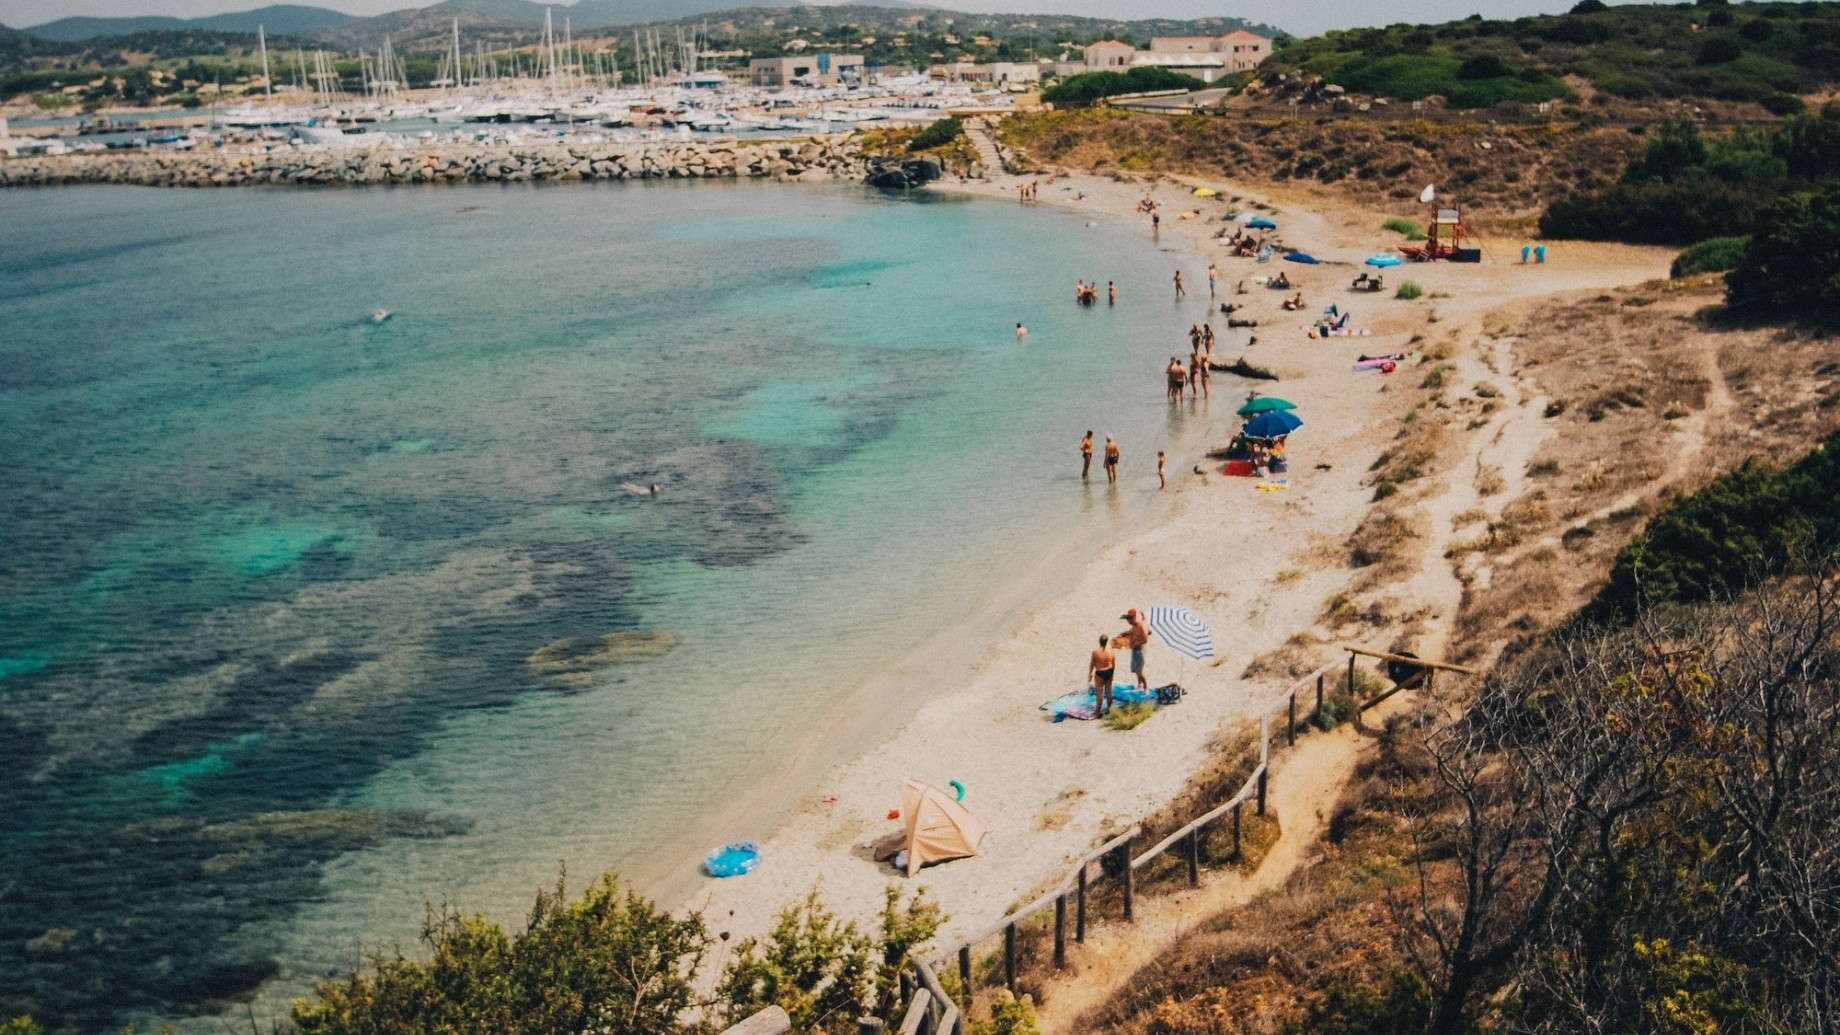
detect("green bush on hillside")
[291,873,708,1035]
[1670,235,1749,277]
[716,887,942,1034]
[1042,67,1206,106]
[1724,181,1840,323]
[1582,430,1840,623]
[908,116,963,153]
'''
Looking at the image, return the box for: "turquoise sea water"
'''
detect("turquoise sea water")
[0,180,1227,1031]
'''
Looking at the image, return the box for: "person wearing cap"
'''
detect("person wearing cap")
[1118,608,1152,689]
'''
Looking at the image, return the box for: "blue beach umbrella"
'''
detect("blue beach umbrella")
[1283,252,1320,264]
[1365,252,1404,268]
[1247,217,1277,229]
[1243,410,1303,439]
[1145,606,1216,662]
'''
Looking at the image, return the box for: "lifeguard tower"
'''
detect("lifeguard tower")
[1402,202,1482,262]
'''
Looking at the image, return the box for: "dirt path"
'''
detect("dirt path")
[1032,697,1402,1033]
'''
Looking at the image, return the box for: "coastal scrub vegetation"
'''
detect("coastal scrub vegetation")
[278,873,941,1035]
[1542,105,1840,323]
[1265,2,1840,111]
[1040,67,1205,107]
[906,116,963,153]
[1096,430,1840,1035]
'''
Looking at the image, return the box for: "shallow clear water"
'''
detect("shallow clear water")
[0,180,1225,1030]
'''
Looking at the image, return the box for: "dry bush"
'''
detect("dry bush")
[1368,424,1447,500]
[1348,506,1424,577]
[1241,632,1328,681]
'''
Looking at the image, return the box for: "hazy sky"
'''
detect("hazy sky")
[4,0,1647,37]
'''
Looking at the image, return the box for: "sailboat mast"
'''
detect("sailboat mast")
[258,25,273,105]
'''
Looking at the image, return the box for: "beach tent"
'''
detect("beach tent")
[1283,252,1320,264]
[1365,253,1404,268]
[1247,217,1277,230]
[895,779,986,877]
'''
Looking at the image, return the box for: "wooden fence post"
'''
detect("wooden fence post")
[958,946,971,1005]
[1233,799,1242,858]
[1316,671,1325,723]
[1076,862,1088,942]
[1054,894,1067,968]
[1187,828,1200,886]
[1288,692,1296,745]
[1347,652,1356,697]
[1122,837,1136,922]
[858,1017,885,1035]
[1257,767,1268,817]
[1004,922,1017,993]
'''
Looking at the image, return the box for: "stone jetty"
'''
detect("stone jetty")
[0,136,946,189]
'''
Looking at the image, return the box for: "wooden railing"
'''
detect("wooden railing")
[721,647,1438,1035]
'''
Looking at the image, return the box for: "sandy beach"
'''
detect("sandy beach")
[667,164,1674,975]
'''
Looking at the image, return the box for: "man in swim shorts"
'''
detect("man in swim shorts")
[1088,634,1117,717]
[1119,608,1152,689]
[1080,430,1094,480]
[1103,435,1120,484]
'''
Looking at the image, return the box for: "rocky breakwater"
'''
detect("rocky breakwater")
[0,136,879,189]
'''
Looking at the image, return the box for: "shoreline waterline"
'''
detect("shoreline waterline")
[0,176,1227,1033]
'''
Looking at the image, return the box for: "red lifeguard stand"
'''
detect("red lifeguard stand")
[1402,202,1480,262]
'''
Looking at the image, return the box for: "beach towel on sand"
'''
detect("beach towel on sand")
[1041,684,1175,721]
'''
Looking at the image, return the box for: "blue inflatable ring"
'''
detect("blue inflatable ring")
[949,780,966,802]
[704,841,761,878]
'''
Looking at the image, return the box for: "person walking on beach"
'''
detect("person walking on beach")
[1173,270,1185,299]
[1080,430,1094,480]
[1104,435,1120,484]
[1119,608,1152,689]
[1157,451,1167,490]
[1088,634,1117,717]
[1208,263,1218,296]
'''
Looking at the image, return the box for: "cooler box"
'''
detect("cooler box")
[1453,247,1482,263]
[1223,460,1257,477]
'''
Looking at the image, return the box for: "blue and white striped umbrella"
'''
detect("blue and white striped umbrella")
[1145,606,1216,662]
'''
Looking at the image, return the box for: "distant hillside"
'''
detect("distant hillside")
[24,4,356,41]
[1264,0,1840,114]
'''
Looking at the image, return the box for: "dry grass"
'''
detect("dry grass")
[1080,714,1440,1035]
[1242,631,1328,681]
[1348,506,1424,579]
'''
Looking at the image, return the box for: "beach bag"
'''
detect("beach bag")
[1154,684,1185,705]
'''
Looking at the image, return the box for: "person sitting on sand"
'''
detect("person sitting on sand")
[1271,271,1292,290]
[1088,634,1117,717]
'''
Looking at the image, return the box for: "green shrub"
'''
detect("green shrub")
[292,872,707,1035]
[908,116,963,153]
[1281,971,1431,1035]
[1582,430,1840,624]
[1395,281,1425,300]
[1671,235,1750,277]
[1041,67,1205,106]
[1725,182,1840,322]
[0,1018,43,1035]
[972,993,1040,1035]
[1383,216,1428,241]
[1104,701,1156,730]
[717,887,942,1034]
[1539,178,1780,245]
